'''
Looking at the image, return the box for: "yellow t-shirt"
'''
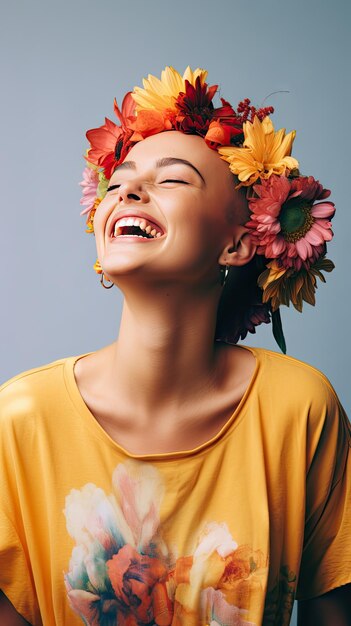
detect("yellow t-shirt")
[0,346,350,626]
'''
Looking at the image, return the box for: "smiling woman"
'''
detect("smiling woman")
[0,66,350,626]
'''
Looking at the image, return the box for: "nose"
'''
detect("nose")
[117,180,149,204]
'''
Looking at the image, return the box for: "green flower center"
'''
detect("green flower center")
[279,201,314,243]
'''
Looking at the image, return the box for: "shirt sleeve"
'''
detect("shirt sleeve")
[0,380,42,625]
[295,382,351,601]
[0,511,41,625]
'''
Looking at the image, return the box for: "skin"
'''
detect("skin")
[297,585,351,625]
[1,131,350,623]
[0,591,31,625]
[75,131,258,455]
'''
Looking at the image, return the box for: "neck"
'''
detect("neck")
[107,282,225,413]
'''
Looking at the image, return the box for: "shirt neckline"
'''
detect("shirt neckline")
[63,344,262,462]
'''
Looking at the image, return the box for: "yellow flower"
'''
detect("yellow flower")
[132,65,208,112]
[218,116,299,186]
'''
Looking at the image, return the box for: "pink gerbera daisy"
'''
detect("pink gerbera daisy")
[246,175,335,270]
[79,167,99,216]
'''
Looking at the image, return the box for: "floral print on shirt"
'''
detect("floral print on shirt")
[63,459,271,625]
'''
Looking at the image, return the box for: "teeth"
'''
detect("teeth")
[112,216,163,238]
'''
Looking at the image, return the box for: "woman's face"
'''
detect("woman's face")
[93,131,248,287]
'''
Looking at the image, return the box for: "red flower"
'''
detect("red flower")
[174,77,218,136]
[205,120,234,148]
[205,119,243,149]
[86,93,136,179]
[211,98,244,145]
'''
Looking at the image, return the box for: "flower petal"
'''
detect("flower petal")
[296,238,313,260]
[311,201,335,218]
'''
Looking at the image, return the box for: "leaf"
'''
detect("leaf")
[272,308,287,354]
[318,257,335,273]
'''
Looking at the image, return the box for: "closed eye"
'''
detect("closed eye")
[160,179,189,184]
[107,180,189,192]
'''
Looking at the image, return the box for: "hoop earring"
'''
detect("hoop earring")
[100,272,114,289]
[220,265,229,286]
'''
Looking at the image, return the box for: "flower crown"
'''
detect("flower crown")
[80,66,335,353]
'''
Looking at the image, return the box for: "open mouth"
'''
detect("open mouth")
[111,216,164,239]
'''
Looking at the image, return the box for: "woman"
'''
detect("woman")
[0,66,350,625]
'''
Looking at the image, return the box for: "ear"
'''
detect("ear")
[218,227,257,267]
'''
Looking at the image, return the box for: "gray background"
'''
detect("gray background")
[1,1,350,622]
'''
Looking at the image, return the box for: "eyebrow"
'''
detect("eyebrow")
[113,157,205,184]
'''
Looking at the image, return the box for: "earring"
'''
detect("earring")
[220,265,229,286]
[100,272,114,289]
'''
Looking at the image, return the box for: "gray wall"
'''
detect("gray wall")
[1,2,350,622]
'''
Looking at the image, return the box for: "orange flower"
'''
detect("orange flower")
[216,545,267,614]
[205,120,233,147]
[258,256,335,312]
[221,545,267,583]
[86,93,136,179]
[86,117,123,179]
[107,544,171,624]
[128,109,172,142]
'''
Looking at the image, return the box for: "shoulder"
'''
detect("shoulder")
[0,356,72,430]
[249,345,338,404]
[247,346,351,461]
[244,345,347,437]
